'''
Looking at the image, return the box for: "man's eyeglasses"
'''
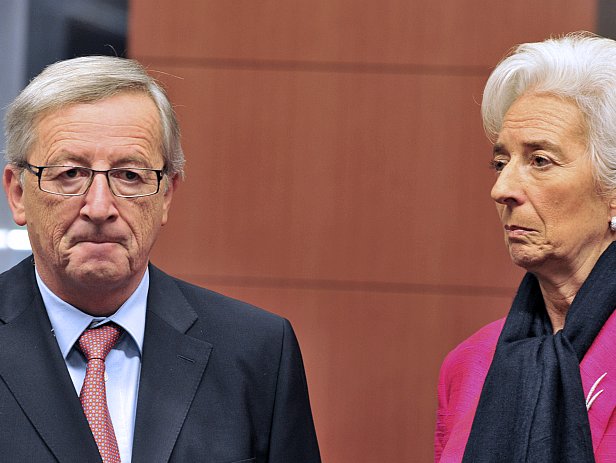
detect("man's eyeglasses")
[25,164,166,198]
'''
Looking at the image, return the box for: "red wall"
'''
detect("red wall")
[129,2,596,460]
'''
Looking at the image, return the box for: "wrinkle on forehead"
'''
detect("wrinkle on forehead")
[29,94,163,166]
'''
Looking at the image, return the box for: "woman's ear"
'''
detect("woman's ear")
[3,165,27,226]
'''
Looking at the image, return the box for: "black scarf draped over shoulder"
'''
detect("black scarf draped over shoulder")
[463,241,616,462]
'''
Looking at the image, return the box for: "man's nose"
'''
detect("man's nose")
[80,172,119,222]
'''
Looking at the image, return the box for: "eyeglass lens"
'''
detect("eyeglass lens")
[38,166,160,197]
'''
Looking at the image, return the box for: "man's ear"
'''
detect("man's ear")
[161,174,179,226]
[3,165,26,226]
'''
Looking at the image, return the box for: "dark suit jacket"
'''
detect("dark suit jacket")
[0,257,321,462]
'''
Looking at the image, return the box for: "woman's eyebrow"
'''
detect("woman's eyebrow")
[492,140,563,156]
[523,140,561,153]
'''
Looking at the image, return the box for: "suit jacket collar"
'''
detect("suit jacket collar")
[131,264,212,463]
[0,259,213,463]
[0,257,102,462]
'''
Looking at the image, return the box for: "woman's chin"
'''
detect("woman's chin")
[507,245,548,271]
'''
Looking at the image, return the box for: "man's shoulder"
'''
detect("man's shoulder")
[0,257,37,321]
[0,256,35,281]
[148,264,287,333]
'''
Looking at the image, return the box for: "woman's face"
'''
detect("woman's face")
[490,93,615,278]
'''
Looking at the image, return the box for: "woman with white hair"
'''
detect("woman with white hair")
[436,33,616,463]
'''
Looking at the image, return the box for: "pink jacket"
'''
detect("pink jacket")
[435,312,616,462]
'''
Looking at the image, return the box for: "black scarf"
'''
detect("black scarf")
[463,241,616,462]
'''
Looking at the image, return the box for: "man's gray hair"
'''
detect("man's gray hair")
[482,32,616,194]
[4,55,184,177]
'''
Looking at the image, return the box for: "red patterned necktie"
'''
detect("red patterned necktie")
[78,323,123,463]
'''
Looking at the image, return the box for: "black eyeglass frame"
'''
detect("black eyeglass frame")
[24,163,166,198]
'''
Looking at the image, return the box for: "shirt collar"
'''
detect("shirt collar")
[36,269,148,359]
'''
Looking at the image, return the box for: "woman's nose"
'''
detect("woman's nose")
[490,161,524,206]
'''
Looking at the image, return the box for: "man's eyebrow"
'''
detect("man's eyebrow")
[492,143,507,155]
[112,156,152,167]
[45,152,152,167]
[45,152,86,165]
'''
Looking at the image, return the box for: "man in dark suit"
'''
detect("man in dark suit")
[1,56,321,463]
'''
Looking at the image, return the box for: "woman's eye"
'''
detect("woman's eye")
[531,155,551,167]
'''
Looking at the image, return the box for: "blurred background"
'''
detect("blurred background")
[1,0,612,460]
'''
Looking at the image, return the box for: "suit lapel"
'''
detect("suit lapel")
[131,266,212,463]
[0,260,102,462]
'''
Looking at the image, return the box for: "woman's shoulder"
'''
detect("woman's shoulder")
[441,318,505,380]
[450,318,505,358]
[435,318,506,461]
[438,318,506,408]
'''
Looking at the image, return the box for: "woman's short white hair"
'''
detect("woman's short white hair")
[4,55,184,177]
[482,32,616,194]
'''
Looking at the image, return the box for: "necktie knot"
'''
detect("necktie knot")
[79,323,122,361]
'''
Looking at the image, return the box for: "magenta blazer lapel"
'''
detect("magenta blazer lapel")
[581,309,616,460]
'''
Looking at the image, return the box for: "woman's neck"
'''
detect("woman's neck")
[533,241,613,332]
[536,258,598,332]
[537,280,578,332]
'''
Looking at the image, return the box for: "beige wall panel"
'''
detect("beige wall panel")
[129,1,596,461]
[145,65,524,289]
[161,283,513,462]
[130,0,595,67]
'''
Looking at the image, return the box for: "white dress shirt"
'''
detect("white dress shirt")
[36,269,148,463]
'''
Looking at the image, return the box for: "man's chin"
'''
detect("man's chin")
[65,259,131,287]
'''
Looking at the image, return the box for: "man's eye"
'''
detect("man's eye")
[58,167,88,179]
[114,169,143,182]
[489,159,507,172]
[64,169,79,178]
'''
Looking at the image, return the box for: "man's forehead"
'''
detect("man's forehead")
[29,93,164,164]
[34,93,161,138]
[38,91,157,118]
